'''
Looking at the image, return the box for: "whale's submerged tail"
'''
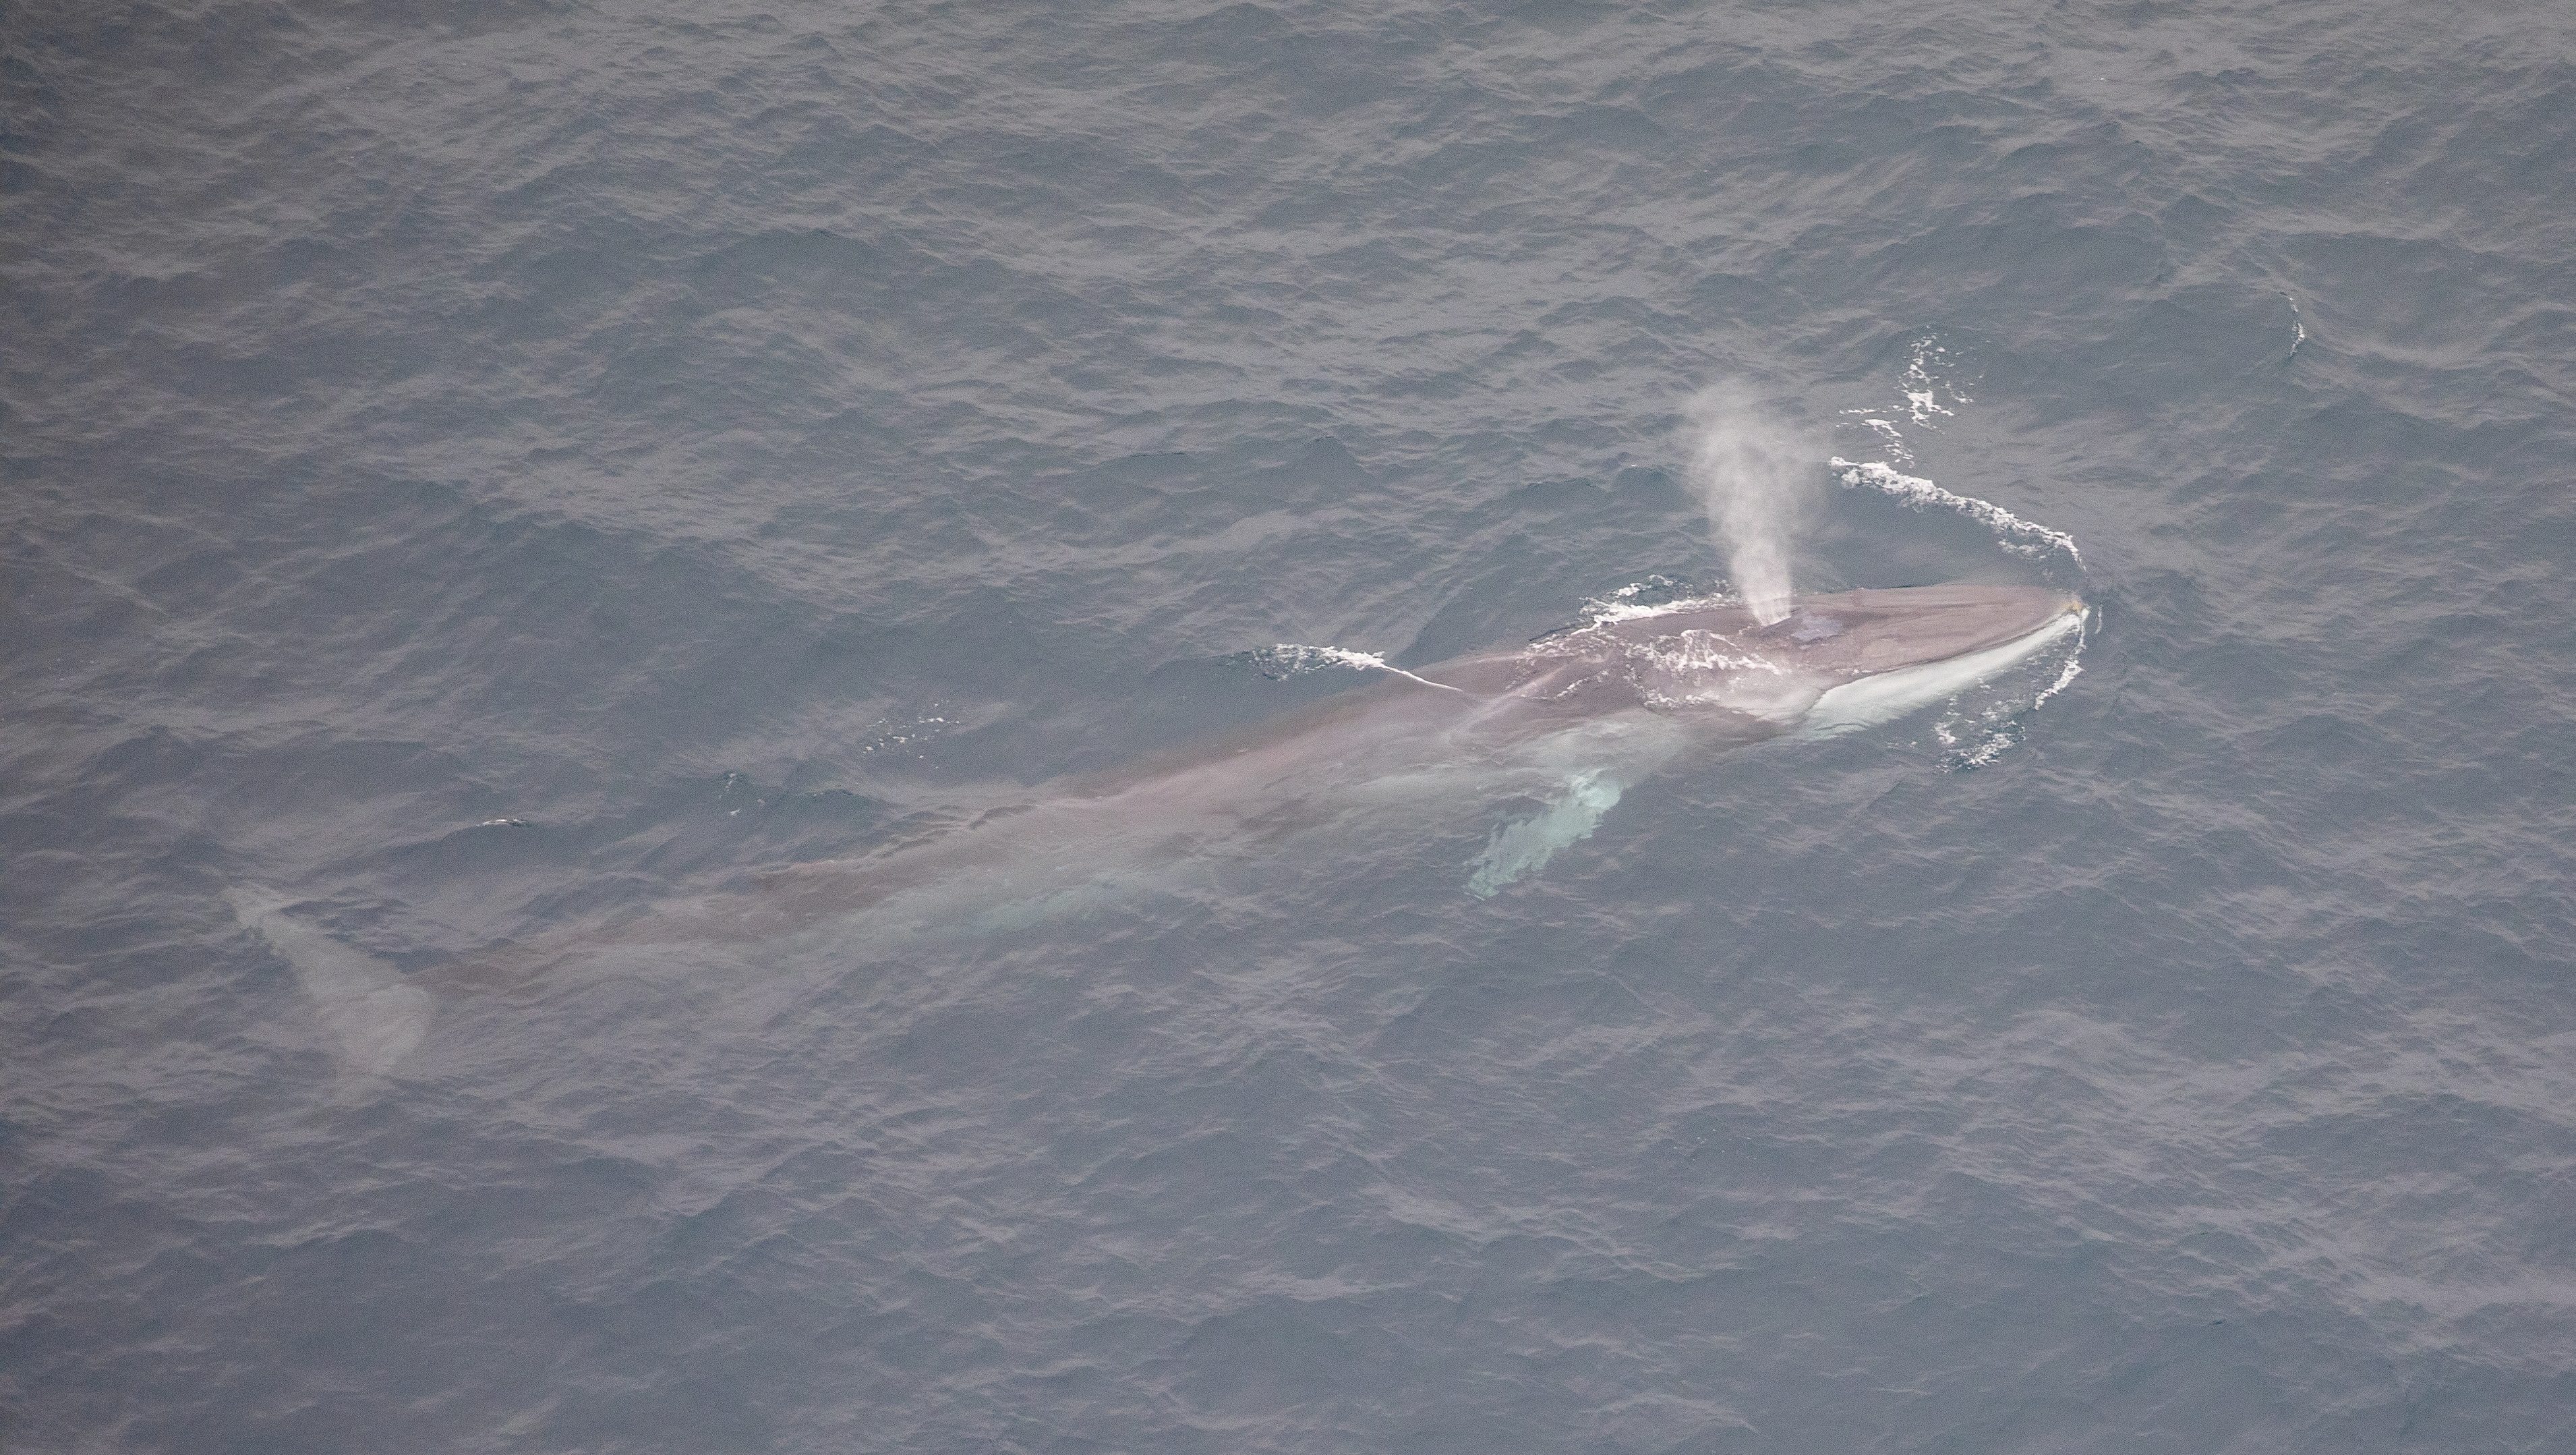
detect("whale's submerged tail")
[211,584,2091,998]
[227,888,433,1075]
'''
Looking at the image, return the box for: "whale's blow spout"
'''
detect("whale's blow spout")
[1685,386,1811,625]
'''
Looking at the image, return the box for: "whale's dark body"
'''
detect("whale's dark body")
[235,582,2085,1067]
[580,581,2085,946]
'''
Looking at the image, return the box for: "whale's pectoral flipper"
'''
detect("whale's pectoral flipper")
[1465,769,1626,898]
[227,888,433,1075]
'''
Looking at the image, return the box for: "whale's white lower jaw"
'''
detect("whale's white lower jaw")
[1798,606,2086,739]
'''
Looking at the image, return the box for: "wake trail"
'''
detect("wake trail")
[1256,644,1465,693]
[1828,457,2082,565]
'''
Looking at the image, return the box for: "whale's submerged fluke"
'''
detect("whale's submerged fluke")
[228,887,434,1075]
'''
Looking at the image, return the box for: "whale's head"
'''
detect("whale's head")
[1749,583,2086,734]
[1745,583,2082,675]
[1567,582,2085,729]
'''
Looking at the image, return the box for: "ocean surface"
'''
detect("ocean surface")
[7,1,2575,1450]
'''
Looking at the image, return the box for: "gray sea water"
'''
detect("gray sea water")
[8,2,2576,1450]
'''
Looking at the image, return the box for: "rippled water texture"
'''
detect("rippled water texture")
[7,1,2576,1450]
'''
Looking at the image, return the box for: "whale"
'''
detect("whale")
[549,581,2085,943]
[233,580,2085,1062]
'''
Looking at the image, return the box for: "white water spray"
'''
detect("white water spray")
[1683,387,1811,625]
[1252,644,1464,692]
[1827,458,2082,564]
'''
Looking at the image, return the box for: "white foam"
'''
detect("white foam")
[1858,416,1910,461]
[1577,590,1734,627]
[2032,652,2084,707]
[1939,652,2082,768]
[1901,339,1968,424]
[1264,644,1463,692]
[1828,458,2082,564]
